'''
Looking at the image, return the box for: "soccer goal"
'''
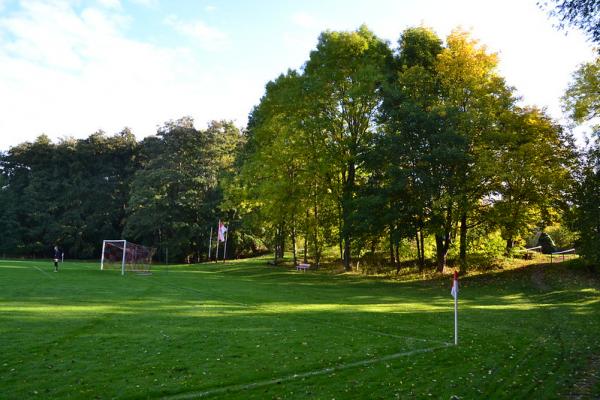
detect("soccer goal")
[100,240,156,275]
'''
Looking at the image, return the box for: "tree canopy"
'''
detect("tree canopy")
[0,24,580,269]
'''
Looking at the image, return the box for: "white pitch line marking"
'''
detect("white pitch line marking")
[33,265,55,278]
[161,344,450,400]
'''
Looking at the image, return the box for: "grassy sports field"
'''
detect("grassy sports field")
[0,257,598,399]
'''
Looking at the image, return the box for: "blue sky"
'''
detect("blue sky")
[0,0,596,151]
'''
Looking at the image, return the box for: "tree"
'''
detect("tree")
[435,29,516,269]
[563,57,600,124]
[489,107,576,251]
[540,0,600,46]
[379,26,445,270]
[236,72,310,264]
[303,25,393,271]
[125,118,242,262]
[571,137,600,263]
[0,131,139,259]
[563,56,600,263]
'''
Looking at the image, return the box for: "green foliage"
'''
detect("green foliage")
[488,107,577,251]
[125,118,243,262]
[562,57,600,125]
[235,26,393,269]
[0,131,138,258]
[545,224,579,249]
[465,227,506,260]
[563,56,600,264]
[569,136,600,263]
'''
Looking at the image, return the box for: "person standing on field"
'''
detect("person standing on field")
[53,245,60,272]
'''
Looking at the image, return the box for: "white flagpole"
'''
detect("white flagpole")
[452,271,458,345]
[223,228,228,262]
[208,226,213,261]
[215,222,220,262]
[454,288,458,345]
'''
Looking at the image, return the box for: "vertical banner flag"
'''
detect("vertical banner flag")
[218,220,227,242]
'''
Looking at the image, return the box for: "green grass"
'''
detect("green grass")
[0,257,599,399]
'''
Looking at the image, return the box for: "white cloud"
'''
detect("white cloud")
[0,2,241,151]
[164,14,228,51]
[205,5,216,12]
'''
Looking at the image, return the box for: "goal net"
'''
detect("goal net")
[100,240,156,275]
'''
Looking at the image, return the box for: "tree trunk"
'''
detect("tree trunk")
[280,225,285,259]
[343,236,351,271]
[342,161,355,272]
[415,230,423,271]
[505,238,514,254]
[435,234,447,272]
[459,212,467,269]
[389,231,396,269]
[291,225,297,266]
[304,208,309,263]
[419,230,425,269]
[273,227,278,264]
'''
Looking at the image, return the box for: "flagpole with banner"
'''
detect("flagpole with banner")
[218,220,228,262]
[209,226,213,261]
[451,270,459,345]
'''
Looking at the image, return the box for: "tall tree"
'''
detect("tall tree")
[570,138,600,263]
[489,107,576,251]
[303,25,393,271]
[434,29,514,269]
[236,72,309,264]
[125,118,242,262]
[0,131,138,258]
[379,26,444,270]
[563,56,600,263]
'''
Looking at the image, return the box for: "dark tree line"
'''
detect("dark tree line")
[0,119,244,262]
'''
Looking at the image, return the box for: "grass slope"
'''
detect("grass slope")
[0,257,598,399]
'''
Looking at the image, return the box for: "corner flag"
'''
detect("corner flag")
[451,270,458,299]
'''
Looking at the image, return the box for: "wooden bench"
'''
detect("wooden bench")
[296,263,310,272]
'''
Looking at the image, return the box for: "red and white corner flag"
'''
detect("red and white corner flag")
[451,270,458,300]
[451,270,458,345]
[218,220,227,242]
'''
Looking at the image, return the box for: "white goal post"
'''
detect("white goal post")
[100,240,156,275]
